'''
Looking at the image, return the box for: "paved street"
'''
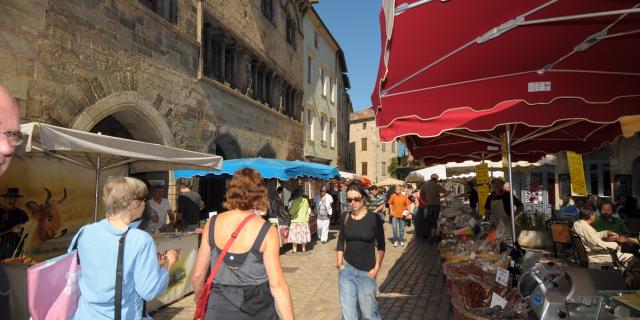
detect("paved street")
[153,222,450,320]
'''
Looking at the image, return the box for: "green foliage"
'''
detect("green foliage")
[388,157,399,178]
[516,209,547,231]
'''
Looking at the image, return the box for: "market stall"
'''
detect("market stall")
[372,1,640,318]
[1,123,222,319]
[175,158,339,246]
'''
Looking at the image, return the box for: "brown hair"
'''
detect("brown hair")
[224,168,270,212]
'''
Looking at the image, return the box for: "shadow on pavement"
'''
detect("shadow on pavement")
[377,238,452,320]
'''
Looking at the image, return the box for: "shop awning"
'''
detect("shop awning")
[18,122,223,221]
[175,158,339,181]
[19,122,222,173]
[373,0,640,130]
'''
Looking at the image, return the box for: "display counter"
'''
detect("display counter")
[147,232,199,313]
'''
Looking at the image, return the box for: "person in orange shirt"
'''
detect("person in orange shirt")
[387,186,412,247]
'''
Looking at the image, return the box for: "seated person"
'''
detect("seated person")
[592,199,629,236]
[573,208,633,264]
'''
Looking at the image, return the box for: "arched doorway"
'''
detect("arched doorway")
[256,144,276,159]
[70,92,176,207]
[70,92,174,146]
[198,133,243,214]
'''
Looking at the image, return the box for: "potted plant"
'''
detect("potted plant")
[516,209,552,249]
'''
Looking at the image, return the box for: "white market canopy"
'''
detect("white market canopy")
[405,164,447,183]
[18,122,223,221]
[19,122,222,173]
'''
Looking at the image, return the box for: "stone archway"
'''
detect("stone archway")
[213,132,242,159]
[256,143,276,159]
[69,91,175,146]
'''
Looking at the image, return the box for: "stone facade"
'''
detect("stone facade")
[350,108,399,183]
[0,0,309,160]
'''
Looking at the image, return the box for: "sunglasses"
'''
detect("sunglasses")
[346,197,363,203]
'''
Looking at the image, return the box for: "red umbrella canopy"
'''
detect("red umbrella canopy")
[373,0,640,128]
[404,119,626,165]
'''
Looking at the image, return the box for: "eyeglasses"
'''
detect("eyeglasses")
[1,131,24,147]
[346,197,362,203]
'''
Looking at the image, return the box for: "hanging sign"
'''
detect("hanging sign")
[477,185,490,217]
[566,151,587,196]
[476,163,490,185]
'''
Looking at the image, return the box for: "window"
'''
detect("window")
[286,15,296,47]
[330,121,335,148]
[362,122,366,129]
[362,162,368,176]
[381,143,386,152]
[139,0,177,24]
[314,32,318,48]
[261,0,274,22]
[307,56,312,84]
[361,138,367,151]
[329,77,334,103]
[381,162,387,176]
[331,80,337,103]
[307,109,314,141]
[321,69,326,96]
[321,116,327,144]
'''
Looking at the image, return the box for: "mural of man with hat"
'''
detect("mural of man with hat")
[0,187,28,259]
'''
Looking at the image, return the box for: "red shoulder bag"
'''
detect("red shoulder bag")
[193,214,256,320]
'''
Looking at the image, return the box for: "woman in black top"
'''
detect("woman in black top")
[336,183,385,320]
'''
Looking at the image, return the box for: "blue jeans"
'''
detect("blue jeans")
[339,262,381,320]
[392,217,405,243]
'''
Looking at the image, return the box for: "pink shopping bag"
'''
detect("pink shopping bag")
[27,250,81,320]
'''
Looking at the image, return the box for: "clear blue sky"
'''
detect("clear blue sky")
[314,0,381,111]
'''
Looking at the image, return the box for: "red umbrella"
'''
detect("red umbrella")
[373,0,640,128]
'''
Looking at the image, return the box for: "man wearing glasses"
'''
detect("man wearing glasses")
[0,84,21,315]
[0,85,22,176]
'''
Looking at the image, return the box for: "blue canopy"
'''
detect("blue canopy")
[175,158,339,181]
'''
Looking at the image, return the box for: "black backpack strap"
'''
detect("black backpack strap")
[251,220,272,253]
[114,229,129,320]
[208,215,218,250]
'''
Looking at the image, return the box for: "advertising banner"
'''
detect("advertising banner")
[0,157,124,261]
[566,151,587,196]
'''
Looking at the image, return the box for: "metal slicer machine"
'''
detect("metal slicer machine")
[518,262,626,319]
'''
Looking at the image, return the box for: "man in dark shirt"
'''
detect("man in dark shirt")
[0,188,28,259]
[177,183,205,232]
[467,182,479,212]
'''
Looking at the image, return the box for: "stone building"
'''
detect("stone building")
[0,0,311,161]
[301,7,351,169]
[350,108,399,183]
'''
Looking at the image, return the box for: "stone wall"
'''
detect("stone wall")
[0,0,304,159]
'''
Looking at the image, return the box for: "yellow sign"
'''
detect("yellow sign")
[566,151,587,196]
[477,185,490,217]
[476,163,490,185]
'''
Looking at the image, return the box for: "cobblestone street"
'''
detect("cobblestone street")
[153,222,450,320]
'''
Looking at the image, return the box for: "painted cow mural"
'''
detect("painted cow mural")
[21,188,69,253]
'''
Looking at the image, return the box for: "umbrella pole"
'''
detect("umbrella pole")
[94,155,101,222]
[505,127,517,243]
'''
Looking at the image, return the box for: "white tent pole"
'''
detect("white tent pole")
[506,125,517,242]
[94,154,100,223]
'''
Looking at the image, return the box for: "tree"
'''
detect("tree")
[387,157,399,178]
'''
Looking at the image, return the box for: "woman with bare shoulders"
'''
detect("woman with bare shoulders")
[192,168,294,320]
